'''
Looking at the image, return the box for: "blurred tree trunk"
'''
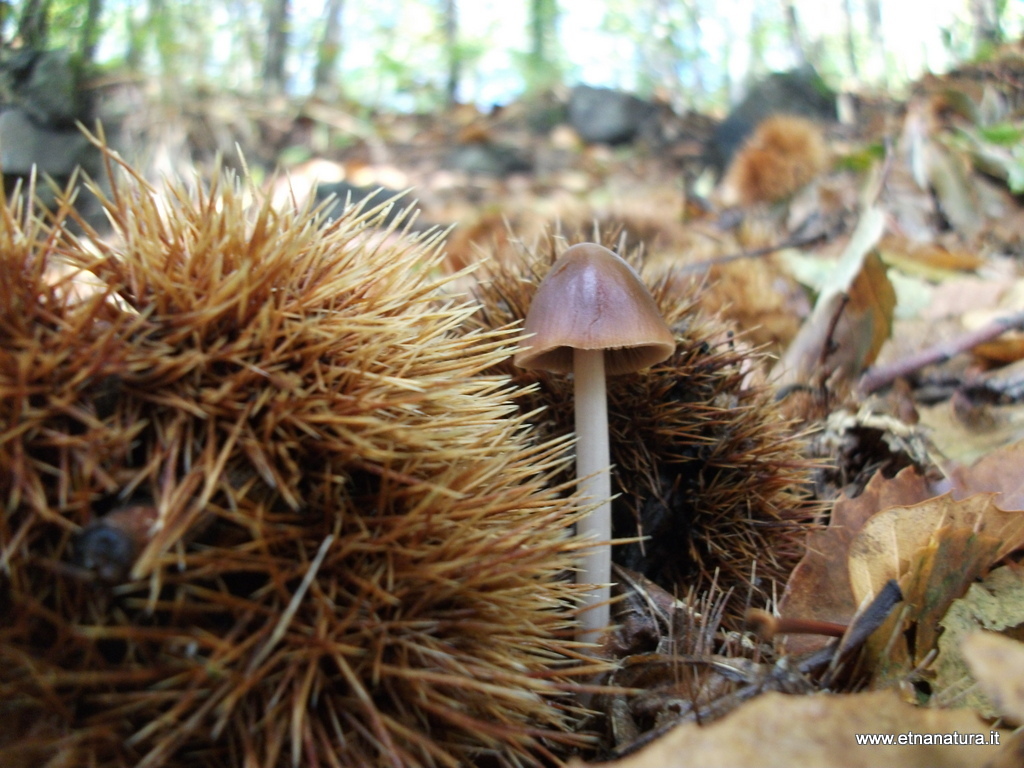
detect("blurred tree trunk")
[230,0,264,91]
[148,0,178,87]
[79,0,104,68]
[264,0,290,93]
[526,0,559,92]
[125,0,143,71]
[17,0,50,48]
[970,0,1003,52]
[781,0,807,67]
[865,0,885,85]
[686,0,705,103]
[841,0,858,80]
[441,0,459,107]
[313,0,344,96]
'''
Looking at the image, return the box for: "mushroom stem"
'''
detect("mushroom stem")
[573,347,612,644]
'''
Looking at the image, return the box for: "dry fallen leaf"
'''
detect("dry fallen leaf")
[934,567,1024,717]
[774,207,893,390]
[917,400,1024,466]
[947,439,1024,511]
[962,631,1024,725]
[569,689,1010,768]
[846,493,1024,688]
[878,235,985,281]
[779,467,933,655]
[848,493,1024,608]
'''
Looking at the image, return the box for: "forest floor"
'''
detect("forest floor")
[75,41,1024,767]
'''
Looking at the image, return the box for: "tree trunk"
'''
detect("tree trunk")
[686,0,705,102]
[148,0,177,87]
[17,0,51,48]
[970,0,1003,53]
[125,0,143,71]
[313,0,344,95]
[263,0,290,94]
[781,0,807,67]
[79,0,104,69]
[841,0,859,81]
[864,0,885,86]
[442,0,459,107]
[526,0,559,93]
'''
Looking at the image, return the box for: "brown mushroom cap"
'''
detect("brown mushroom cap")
[513,243,676,375]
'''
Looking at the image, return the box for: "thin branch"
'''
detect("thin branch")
[859,308,1024,394]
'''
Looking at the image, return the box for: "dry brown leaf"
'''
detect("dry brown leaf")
[779,467,933,655]
[971,335,1024,365]
[903,98,983,240]
[774,251,895,391]
[924,143,984,240]
[920,274,1010,321]
[848,494,1024,608]
[861,523,1004,687]
[934,567,1024,718]
[963,631,1024,725]
[918,400,1024,466]
[947,440,1024,511]
[879,236,985,281]
[773,207,890,389]
[569,690,1009,768]
[843,250,898,372]
[848,493,1024,687]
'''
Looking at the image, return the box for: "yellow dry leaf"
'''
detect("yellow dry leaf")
[773,207,891,389]
[917,400,1024,466]
[848,494,1024,607]
[934,568,1024,718]
[863,524,1001,687]
[569,690,1010,768]
[779,467,934,656]
[962,631,1024,725]
[879,237,985,282]
[774,251,895,390]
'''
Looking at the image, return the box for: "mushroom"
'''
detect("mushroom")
[514,243,675,643]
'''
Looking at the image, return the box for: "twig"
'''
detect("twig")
[858,309,1024,394]
[678,230,829,276]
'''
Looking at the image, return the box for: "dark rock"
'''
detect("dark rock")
[567,84,659,145]
[522,90,567,134]
[313,181,409,228]
[706,66,837,175]
[0,108,92,177]
[0,106,105,226]
[0,48,83,127]
[0,47,109,229]
[445,142,532,177]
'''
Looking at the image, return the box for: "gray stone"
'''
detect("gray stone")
[0,49,82,127]
[314,181,408,227]
[568,85,659,145]
[0,107,91,177]
[445,142,532,177]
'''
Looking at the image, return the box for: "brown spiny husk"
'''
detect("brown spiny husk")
[0,153,604,767]
[718,114,830,206]
[467,234,815,612]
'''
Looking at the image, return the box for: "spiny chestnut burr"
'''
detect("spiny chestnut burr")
[0,147,604,768]
[718,114,830,206]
